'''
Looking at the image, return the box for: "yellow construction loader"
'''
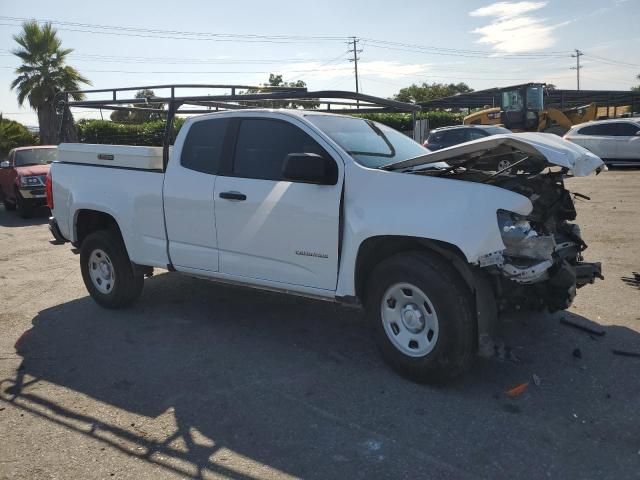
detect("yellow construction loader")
[463,83,598,135]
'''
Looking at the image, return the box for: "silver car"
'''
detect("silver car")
[563,118,640,166]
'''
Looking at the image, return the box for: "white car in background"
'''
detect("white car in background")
[563,118,640,166]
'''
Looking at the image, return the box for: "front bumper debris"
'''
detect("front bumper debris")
[574,261,603,287]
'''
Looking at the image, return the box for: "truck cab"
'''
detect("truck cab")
[500,83,545,131]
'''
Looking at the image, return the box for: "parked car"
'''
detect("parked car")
[0,145,57,217]
[563,118,640,166]
[424,125,517,171]
[49,112,603,383]
[424,125,512,150]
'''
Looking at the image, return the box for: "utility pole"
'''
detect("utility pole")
[348,37,362,95]
[570,49,583,90]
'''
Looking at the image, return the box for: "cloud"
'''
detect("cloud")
[470,1,547,18]
[469,2,566,53]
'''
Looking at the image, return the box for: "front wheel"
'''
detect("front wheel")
[1,188,16,211]
[365,251,476,383]
[80,230,144,308]
[15,192,33,219]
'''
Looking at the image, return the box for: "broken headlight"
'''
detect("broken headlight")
[497,210,555,261]
[491,210,556,284]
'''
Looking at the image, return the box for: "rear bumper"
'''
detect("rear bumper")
[49,217,68,244]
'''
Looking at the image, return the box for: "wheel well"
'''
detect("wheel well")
[354,236,473,303]
[75,210,121,246]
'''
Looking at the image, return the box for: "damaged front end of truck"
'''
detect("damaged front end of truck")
[385,132,604,314]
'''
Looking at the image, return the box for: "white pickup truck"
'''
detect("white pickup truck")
[48,109,604,382]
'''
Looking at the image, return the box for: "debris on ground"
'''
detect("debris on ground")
[559,316,605,336]
[505,382,529,398]
[573,348,583,359]
[621,272,640,289]
[611,349,640,358]
[532,374,541,386]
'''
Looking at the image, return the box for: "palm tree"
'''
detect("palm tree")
[10,21,91,144]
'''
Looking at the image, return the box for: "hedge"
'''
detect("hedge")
[75,111,461,146]
[76,118,185,146]
[354,111,464,131]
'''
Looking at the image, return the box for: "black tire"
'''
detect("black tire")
[365,251,476,384]
[15,192,32,219]
[80,229,144,309]
[1,188,16,211]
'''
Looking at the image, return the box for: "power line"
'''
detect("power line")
[582,53,640,69]
[0,15,570,59]
[0,16,347,44]
[0,50,342,65]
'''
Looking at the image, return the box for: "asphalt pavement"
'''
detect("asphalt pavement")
[1,170,639,479]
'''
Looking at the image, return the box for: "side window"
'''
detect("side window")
[180,118,229,174]
[428,132,443,143]
[443,129,467,145]
[467,129,488,140]
[233,119,327,181]
[579,124,608,136]
[612,123,640,136]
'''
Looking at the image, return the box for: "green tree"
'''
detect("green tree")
[632,74,640,92]
[393,82,473,103]
[110,89,165,123]
[243,74,318,109]
[10,21,91,144]
[0,114,38,159]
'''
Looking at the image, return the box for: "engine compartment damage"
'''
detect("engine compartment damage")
[395,133,605,313]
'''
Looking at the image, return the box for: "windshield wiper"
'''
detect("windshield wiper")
[349,121,397,160]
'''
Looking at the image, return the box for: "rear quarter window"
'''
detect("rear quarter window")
[180,118,230,174]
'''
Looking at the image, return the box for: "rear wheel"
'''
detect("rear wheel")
[365,251,476,383]
[80,229,144,308]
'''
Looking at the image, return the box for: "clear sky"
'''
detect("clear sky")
[1,0,639,126]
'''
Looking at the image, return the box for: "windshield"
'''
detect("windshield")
[502,89,524,112]
[306,115,428,168]
[15,148,57,167]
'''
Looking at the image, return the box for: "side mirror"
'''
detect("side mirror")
[0,161,9,168]
[635,130,640,136]
[282,153,337,185]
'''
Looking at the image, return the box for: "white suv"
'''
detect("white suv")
[564,118,640,166]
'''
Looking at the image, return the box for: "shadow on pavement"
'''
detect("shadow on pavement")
[2,272,639,479]
[0,204,49,227]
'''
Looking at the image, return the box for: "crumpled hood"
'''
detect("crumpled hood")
[386,132,605,177]
[15,164,50,177]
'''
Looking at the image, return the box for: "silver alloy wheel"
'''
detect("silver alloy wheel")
[88,248,115,294]
[380,282,439,357]
[497,158,512,172]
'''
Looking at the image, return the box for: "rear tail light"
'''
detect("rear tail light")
[45,170,53,209]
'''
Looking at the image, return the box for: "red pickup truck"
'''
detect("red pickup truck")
[0,145,57,218]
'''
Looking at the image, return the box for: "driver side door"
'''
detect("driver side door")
[214,116,343,291]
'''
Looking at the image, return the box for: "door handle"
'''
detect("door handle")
[219,191,246,201]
